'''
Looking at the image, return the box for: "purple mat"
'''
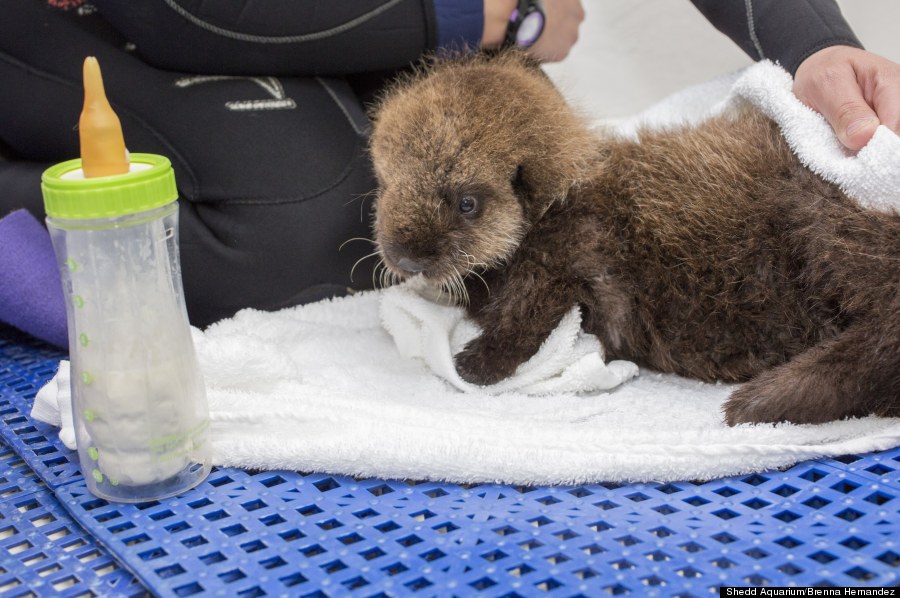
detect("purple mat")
[0,209,67,348]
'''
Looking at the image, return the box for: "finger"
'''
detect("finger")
[813,75,880,151]
[872,81,900,137]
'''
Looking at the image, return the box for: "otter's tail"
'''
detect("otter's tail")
[724,294,900,425]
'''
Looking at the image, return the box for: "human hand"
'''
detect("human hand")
[482,0,517,49]
[526,0,584,63]
[482,0,584,63]
[793,45,900,151]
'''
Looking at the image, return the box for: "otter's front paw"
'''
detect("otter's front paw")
[454,339,520,386]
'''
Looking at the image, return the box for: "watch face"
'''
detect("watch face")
[516,11,545,46]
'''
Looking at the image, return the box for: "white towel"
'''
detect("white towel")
[380,279,638,395]
[610,60,900,212]
[31,61,900,485]
[32,360,76,450]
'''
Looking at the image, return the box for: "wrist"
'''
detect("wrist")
[794,43,863,77]
[794,45,864,95]
[482,0,517,48]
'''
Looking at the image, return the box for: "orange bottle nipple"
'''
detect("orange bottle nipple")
[79,56,129,178]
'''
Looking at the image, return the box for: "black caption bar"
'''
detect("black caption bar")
[719,589,897,597]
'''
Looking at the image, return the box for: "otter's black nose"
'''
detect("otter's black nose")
[396,257,426,273]
[382,241,431,275]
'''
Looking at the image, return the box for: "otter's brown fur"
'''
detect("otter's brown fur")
[370,52,900,426]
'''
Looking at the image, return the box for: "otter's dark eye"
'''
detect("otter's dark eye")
[458,195,477,215]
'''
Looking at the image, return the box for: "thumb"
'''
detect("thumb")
[816,81,880,151]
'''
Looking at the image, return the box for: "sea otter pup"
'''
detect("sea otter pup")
[369,52,900,426]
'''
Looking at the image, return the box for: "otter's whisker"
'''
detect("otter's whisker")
[450,264,470,306]
[462,253,490,272]
[372,259,384,290]
[446,276,457,306]
[438,278,455,305]
[350,251,381,282]
[371,259,381,290]
[339,237,377,251]
[443,272,456,304]
[376,261,392,290]
[450,278,460,305]
[345,188,377,208]
[467,269,491,297]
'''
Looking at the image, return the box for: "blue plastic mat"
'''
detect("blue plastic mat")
[0,440,146,597]
[1,323,898,596]
[54,456,899,596]
[0,330,81,488]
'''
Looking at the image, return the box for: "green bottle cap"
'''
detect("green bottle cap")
[41,153,178,220]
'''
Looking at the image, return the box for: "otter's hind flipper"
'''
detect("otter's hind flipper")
[724,299,900,425]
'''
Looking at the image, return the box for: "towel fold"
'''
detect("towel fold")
[730,63,900,212]
[380,279,638,395]
[610,61,900,213]
[32,360,76,449]
[28,61,900,485]
[31,288,900,484]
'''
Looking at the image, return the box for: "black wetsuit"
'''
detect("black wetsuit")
[689,0,861,75]
[0,0,862,326]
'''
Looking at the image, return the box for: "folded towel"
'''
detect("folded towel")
[731,63,900,212]
[29,62,900,485]
[0,209,68,348]
[380,279,638,395]
[32,288,900,484]
[611,61,900,213]
[32,360,76,449]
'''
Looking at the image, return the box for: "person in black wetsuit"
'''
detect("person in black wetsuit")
[690,0,900,151]
[0,0,897,328]
[0,0,583,328]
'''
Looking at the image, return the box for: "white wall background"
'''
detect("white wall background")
[544,0,900,120]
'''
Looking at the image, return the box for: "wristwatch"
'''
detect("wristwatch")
[505,0,546,48]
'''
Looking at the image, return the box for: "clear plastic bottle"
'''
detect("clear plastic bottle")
[40,57,211,502]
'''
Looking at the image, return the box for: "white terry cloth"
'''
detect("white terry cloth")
[31,285,900,485]
[31,61,900,485]
[32,360,76,450]
[380,279,638,395]
[609,60,900,213]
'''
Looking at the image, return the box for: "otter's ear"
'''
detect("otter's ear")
[516,137,592,210]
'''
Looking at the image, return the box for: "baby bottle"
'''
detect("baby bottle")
[41,57,211,502]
